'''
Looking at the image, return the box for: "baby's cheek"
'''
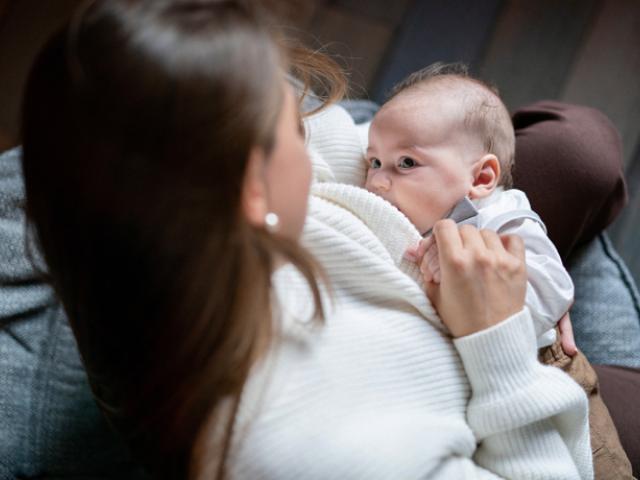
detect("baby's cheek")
[406,207,438,235]
[436,174,471,203]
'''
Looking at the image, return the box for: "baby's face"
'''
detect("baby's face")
[365,92,483,234]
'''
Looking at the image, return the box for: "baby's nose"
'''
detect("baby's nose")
[370,172,391,192]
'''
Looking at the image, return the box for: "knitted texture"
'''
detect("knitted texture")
[228,106,593,479]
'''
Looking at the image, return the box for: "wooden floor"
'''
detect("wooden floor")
[1,0,639,282]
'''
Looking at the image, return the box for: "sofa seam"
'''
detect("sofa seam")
[600,233,640,321]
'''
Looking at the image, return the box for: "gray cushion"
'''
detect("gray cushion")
[0,148,145,479]
[568,233,640,368]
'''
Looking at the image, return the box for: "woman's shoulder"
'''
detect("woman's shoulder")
[304,104,367,187]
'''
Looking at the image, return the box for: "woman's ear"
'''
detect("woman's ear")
[469,154,500,199]
[242,147,269,228]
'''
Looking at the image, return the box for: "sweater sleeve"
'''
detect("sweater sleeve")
[453,308,593,479]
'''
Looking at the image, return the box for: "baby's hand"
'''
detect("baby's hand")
[559,312,578,357]
[405,236,441,284]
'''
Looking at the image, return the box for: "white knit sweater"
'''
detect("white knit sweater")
[228,105,593,479]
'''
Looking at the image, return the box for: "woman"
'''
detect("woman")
[20,0,591,478]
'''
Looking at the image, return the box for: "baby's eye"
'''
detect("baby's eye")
[369,158,382,169]
[398,157,417,169]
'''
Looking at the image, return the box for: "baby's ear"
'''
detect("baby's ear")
[469,154,500,199]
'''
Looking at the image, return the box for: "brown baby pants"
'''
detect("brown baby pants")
[539,338,633,479]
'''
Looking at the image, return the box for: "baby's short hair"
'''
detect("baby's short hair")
[388,62,515,188]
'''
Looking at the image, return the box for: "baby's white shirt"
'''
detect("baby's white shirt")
[475,188,574,347]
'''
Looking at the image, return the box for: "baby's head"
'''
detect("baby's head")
[365,62,515,234]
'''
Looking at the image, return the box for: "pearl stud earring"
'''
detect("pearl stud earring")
[265,212,279,233]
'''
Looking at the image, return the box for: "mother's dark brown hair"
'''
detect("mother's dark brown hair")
[20,0,343,477]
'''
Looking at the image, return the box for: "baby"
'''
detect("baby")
[365,62,570,347]
[364,62,632,478]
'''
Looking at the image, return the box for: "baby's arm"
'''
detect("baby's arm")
[496,217,574,338]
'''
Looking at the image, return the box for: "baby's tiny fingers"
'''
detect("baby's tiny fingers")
[404,246,418,263]
[417,235,434,259]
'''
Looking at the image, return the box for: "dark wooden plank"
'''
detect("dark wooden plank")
[564,0,640,284]
[0,0,9,23]
[479,0,598,112]
[371,0,503,103]
[0,0,16,151]
[562,0,640,169]
[0,129,12,153]
[329,0,412,25]
[307,5,393,98]
[0,0,82,144]
[273,0,323,32]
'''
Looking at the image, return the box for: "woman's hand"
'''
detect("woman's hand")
[418,220,527,338]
